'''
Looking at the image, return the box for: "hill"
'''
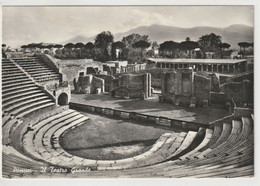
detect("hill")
[62,24,253,49]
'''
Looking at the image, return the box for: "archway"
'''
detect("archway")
[58,93,68,106]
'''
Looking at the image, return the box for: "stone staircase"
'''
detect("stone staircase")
[12,57,60,82]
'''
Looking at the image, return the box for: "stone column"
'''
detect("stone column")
[148,73,151,97]
[144,73,148,98]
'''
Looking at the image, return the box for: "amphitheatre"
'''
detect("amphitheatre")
[1,51,254,178]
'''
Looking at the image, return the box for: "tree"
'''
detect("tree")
[83,42,95,59]
[94,31,114,61]
[63,43,75,59]
[27,43,37,49]
[132,40,151,61]
[185,37,191,42]
[21,45,28,49]
[159,41,179,58]
[198,33,222,52]
[219,42,231,58]
[75,42,85,58]
[94,31,114,48]
[122,33,149,48]
[151,41,159,49]
[112,41,125,60]
[54,44,63,49]
[179,40,199,58]
[75,42,84,49]
[85,42,95,50]
[64,43,75,49]
[238,42,251,57]
[121,33,150,63]
[219,42,231,50]
[46,44,54,49]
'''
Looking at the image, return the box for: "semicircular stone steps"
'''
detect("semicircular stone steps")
[22,109,208,171]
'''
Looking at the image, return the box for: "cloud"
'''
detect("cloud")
[2,6,253,48]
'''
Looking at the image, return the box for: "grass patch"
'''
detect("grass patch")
[60,112,173,160]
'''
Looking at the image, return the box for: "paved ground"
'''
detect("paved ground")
[71,93,230,124]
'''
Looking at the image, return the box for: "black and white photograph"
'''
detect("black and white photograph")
[1,1,257,182]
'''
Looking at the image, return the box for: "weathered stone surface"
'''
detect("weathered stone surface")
[110,73,152,99]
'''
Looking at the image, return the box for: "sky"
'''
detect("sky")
[2,6,254,48]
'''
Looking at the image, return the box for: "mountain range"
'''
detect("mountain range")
[62,24,254,49]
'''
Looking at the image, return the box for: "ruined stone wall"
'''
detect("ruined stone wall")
[73,74,105,94]
[231,71,253,82]
[111,73,152,99]
[221,80,253,107]
[194,74,211,106]
[91,76,105,94]
[61,66,85,86]
[161,69,193,106]
[181,71,192,97]
[94,74,115,92]
[57,59,103,86]
[74,75,92,93]
[210,92,226,105]
[164,72,176,94]
[219,71,253,85]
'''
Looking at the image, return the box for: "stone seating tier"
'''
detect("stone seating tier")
[13,57,61,83]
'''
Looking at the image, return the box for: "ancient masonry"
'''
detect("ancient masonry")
[110,73,152,99]
[2,54,254,178]
[160,69,211,107]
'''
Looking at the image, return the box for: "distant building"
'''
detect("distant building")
[103,61,146,75]
[147,58,247,74]
[159,48,201,59]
